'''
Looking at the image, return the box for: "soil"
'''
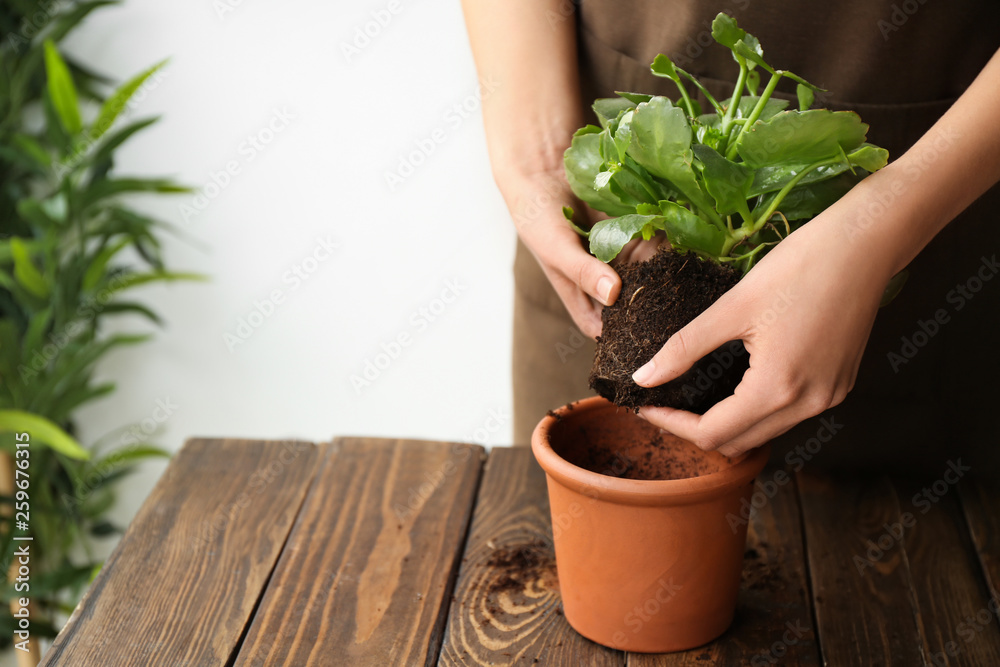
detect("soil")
[742,541,785,592]
[548,404,730,481]
[484,539,557,598]
[573,424,724,481]
[590,245,749,413]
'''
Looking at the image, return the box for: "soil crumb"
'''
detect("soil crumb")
[590,246,748,413]
[742,542,784,592]
[484,539,557,597]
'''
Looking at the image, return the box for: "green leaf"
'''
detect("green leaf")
[733,38,774,74]
[83,238,131,291]
[563,129,634,217]
[608,168,658,207]
[650,54,680,81]
[692,144,754,216]
[43,40,82,135]
[749,161,851,196]
[46,1,119,43]
[746,70,760,95]
[737,109,870,168]
[91,60,167,141]
[0,411,90,460]
[881,269,909,307]
[797,84,814,111]
[562,207,590,237]
[83,117,160,174]
[91,444,171,473]
[12,134,51,167]
[846,143,889,172]
[732,95,788,122]
[613,110,633,163]
[22,307,54,360]
[658,201,727,256]
[616,91,653,105]
[628,97,716,216]
[711,12,746,49]
[593,97,636,130]
[102,271,207,295]
[751,172,862,221]
[82,178,192,208]
[589,214,663,262]
[98,301,164,325]
[10,238,49,299]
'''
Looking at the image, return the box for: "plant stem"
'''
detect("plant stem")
[725,71,782,161]
[674,79,697,118]
[750,157,839,229]
[718,58,748,154]
[677,68,723,115]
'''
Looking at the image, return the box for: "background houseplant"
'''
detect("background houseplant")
[0,1,197,658]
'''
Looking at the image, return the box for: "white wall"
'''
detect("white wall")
[61,0,516,551]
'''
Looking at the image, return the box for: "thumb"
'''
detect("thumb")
[631,299,741,388]
[560,244,622,307]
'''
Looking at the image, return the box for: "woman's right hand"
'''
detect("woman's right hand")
[502,169,618,338]
[504,168,667,339]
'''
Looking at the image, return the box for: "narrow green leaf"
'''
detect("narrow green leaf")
[91,60,167,141]
[12,134,51,167]
[10,238,49,299]
[43,40,82,135]
[0,410,90,460]
[83,238,131,291]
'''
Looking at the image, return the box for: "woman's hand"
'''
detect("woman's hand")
[631,208,894,458]
[505,169,667,338]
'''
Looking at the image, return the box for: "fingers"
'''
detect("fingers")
[631,298,743,388]
[524,218,622,337]
[549,272,604,338]
[638,369,778,449]
[640,371,851,457]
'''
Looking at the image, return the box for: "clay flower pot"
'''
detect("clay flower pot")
[531,396,770,653]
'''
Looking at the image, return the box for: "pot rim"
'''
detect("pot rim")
[531,396,770,506]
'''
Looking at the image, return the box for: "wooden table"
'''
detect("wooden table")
[38,437,1000,666]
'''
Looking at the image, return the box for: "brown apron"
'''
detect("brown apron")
[512,1,1000,474]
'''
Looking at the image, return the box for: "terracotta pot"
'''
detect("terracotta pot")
[531,396,770,653]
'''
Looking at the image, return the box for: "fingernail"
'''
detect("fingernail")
[596,276,613,305]
[632,360,655,385]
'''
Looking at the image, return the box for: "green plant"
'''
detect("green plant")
[563,12,889,274]
[0,1,199,646]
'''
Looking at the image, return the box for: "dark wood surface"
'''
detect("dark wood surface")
[39,438,1000,666]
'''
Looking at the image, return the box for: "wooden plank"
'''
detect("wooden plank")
[630,465,819,666]
[797,471,925,666]
[233,437,484,667]
[437,447,625,666]
[40,438,320,666]
[894,476,1000,666]
[959,478,1000,602]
